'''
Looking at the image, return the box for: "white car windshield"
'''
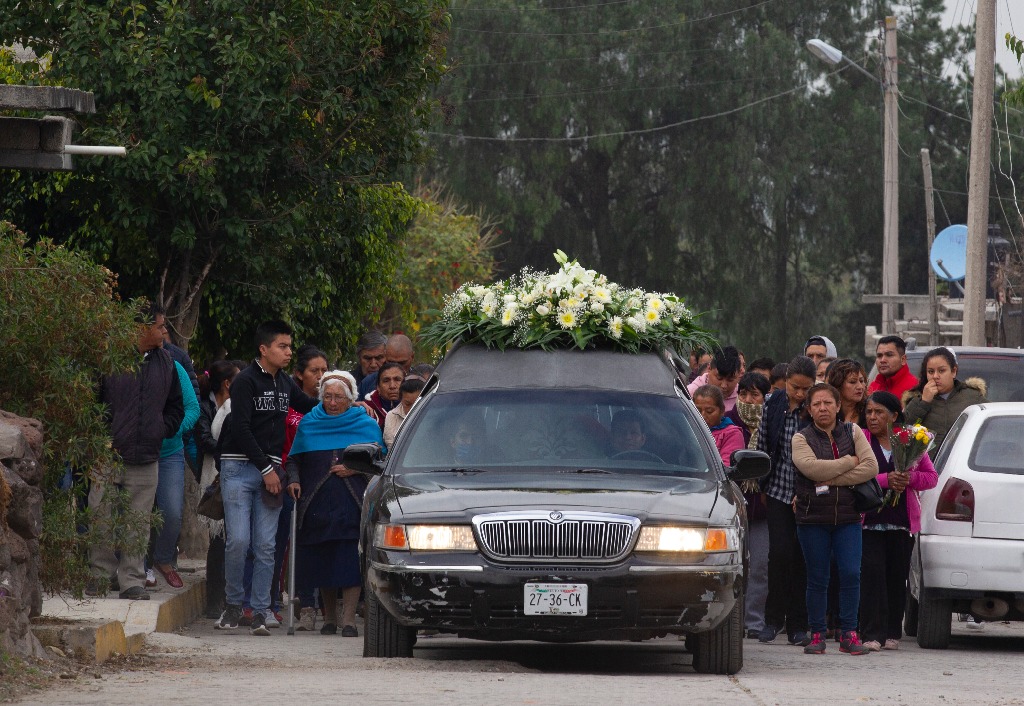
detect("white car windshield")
[392,389,713,477]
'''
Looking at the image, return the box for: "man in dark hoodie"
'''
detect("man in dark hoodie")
[215,320,318,636]
[88,303,184,600]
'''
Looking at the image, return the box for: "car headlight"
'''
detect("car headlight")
[374,524,478,551]
[634,526,738,553]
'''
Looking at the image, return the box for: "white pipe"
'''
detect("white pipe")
[62,145,127,156]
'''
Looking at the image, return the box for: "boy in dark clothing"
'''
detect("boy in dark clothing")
[216,320,318,635]
[89,304,184,600]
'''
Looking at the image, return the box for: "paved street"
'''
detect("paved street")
[16,618,1024,705]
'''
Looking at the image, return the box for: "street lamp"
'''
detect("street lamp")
[806,19,900,335]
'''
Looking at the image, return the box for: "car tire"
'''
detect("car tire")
[916,588,951,650]
[692,590,743,675]
[363,590,416,658]
[903,588,919,638]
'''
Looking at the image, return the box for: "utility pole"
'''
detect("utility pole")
[962,0,997,346]
[881,17,899,335]
[922,149,939,344]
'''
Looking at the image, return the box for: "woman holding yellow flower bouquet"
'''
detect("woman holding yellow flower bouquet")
[860,391,938,651]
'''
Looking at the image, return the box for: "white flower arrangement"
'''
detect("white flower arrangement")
[420,250,716,354]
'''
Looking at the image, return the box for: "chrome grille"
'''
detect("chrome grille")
[473,512,640,563]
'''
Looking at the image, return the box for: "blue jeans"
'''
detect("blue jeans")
[152,449,185,566]
[796,522,862,634]
[222,459,281,614]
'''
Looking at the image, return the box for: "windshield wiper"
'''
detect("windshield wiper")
[426,468,486,474]
[560,468,614,474]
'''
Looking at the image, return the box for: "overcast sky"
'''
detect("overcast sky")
[940,0,1023,78]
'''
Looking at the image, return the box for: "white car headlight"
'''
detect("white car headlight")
[374,524,478,551]
[635,526,738,553]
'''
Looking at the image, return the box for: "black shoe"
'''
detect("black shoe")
[205,605,223,620]
[320,622,337,635]
[789,631,811,647]
[118,586,150,600]
[250,612,270,636]
[215,604,242,630]
[341,624,358,637]
[746,629,760,639]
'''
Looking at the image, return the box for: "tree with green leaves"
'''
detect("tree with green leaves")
[1,0,449,358]
[427,0,988,358]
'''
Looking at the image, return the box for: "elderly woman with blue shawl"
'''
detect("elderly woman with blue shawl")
[286,370,383,636]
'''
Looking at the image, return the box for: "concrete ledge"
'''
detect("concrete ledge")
[34,559,206,662]
[32,620,141,663]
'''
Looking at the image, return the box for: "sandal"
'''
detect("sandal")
[341,624,358,637]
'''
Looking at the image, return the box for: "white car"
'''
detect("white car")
[907,402,1024,649]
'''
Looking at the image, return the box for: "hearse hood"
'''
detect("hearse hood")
[389,471,734,523]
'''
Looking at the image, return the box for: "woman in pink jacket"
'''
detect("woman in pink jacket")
[692,384,744,466]
[859,390,938,651]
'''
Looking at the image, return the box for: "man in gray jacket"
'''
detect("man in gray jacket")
[88,303,184,600]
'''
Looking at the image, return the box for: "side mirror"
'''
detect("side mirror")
[342,443,386,476]
[727,449,770,481]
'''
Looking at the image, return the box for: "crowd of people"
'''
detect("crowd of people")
[689,334,985,655]
[86,308,985,650]
[86,314,431,637]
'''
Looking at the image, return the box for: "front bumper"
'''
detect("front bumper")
[366,551,742,641]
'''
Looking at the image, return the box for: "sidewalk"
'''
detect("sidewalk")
[32,558,206,663]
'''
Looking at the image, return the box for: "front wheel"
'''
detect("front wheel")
[363,590,416,658]
[692,591,743,675]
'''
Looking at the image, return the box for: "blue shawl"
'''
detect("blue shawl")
[288,403,385,457]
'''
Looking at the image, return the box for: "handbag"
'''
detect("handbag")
[851,477,884,513]
[197,475,224,520]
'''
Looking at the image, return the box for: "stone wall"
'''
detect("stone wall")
[0,410,45,657]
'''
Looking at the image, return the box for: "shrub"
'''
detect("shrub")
[0,222,152,595]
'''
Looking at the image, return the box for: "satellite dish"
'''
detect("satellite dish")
[930,224,967,281]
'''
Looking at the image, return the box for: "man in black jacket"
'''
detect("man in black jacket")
[89,304,185,600]
[215,320,318,635]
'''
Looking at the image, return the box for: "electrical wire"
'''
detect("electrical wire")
[452,0,775,37]
[454,45,735,70]
[455,74,793,104]
[427,65,848,142]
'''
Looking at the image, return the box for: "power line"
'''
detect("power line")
[898,90,1024,143]
[452,0,775,37]
[454,45,735,69]
[456,75,789,104]
[427,64,845,143]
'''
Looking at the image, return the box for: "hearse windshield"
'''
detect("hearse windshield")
[390,389,713,477]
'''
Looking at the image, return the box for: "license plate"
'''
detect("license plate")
[523,583,588,616]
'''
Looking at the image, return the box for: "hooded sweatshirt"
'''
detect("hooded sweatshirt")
[804,335,838,358]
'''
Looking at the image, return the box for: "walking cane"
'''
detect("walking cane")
[287,494,298,635]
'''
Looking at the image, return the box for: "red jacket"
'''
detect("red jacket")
[868,363,918,402]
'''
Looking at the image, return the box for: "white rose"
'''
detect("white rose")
[536,304,550,316]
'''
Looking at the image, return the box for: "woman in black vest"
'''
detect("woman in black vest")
[791,383,878,656]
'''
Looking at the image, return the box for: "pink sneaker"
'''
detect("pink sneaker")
[840,630,871,655]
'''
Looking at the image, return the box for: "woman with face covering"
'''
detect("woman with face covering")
[902,347,987,456]
[286,371,384,637]
[859,391,938,651]
[791,384,878,656]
